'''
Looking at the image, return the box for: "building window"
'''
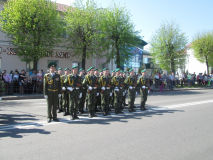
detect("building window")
[26,61,34,72]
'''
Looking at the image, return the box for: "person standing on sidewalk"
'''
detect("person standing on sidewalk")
[44,61,61,123]
[169,72,175,90]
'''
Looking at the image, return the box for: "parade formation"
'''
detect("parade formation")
[44,61,150,123]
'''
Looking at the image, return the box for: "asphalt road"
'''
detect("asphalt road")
[0,90,213,160]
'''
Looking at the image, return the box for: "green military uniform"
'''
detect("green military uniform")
[124,69,137,112]
[79,68,87,114]
[61,68,69,116]
[44,62,62,123]
[119,71,125,109]
[111,68,123,114]
[95,70,101,112]
[82,67,99,118]
[137,69,149,111]
[64,66,82,120]
[98,68,112,116]
[109,70,115,108]
[57,68,63,113]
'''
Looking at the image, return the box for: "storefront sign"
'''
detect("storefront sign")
[6,47,74,59]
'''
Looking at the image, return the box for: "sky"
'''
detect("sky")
[54,0,213,50]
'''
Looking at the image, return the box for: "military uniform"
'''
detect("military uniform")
[82,67,99,118]
[44,62,62,123]
[64,67,82,120]
[137,69,149,111]
[61,68,69,116]
[124,69,137,112]
[79,68,87,114]
[98,68,112,116]
[111,68,123,114]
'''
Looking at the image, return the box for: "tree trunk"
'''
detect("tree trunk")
[33,59,38,71]
[205,56,209,74]
[82,46,86,69]
[115,41,120,68]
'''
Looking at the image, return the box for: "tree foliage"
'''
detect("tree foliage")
[191,31,213,73]
[99,2,141,68]
[64,0,104,69]
[0,0,62,70]
[150,20,188,72]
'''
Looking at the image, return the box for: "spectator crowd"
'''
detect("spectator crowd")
[0,69,45,95]
[0,68,213,96]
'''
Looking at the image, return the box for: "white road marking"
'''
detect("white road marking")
[1,100,213,131]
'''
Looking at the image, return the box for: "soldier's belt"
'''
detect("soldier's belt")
[93,87,97,89]
[106,87,110,89]
[48,88,59,92]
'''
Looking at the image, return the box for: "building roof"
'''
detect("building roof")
[56,3,70,12]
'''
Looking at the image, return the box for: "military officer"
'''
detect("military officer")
[124,69,137,112]
[122,71,128,106]
[111,68,123,114]
[65,66,82,120]
[137,69,149,111]
[119,70,126,109]
[82,67,99,118]
[98,68,112,116]
[94,68,101,112]
[61,68,70,116]
[57,68,63,113]
[44,61,62,123]
[79,68,86,114]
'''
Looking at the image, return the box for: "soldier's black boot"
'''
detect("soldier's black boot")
[70,113,75,120]
[74,112,79,119]
[88,110,93,118]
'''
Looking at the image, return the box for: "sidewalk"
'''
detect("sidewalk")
[1,86,213,100]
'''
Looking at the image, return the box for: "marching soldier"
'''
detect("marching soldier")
[57,68,63,113]
[110,70,115,108]
[111,68,123,114]
[137,69,149,111]
[119,70,126,109]
[44,61,62,123]
[82,67,99,118]
[98,68,112,116]
[122,71,128,106]
[61,68,70,116]
[95,68,101,112]
[64,66,82,120]
[79,68,86,114]
[124,69,137,112]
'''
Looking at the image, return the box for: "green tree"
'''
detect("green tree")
[64,0,104,69]
[150,20,188,73]
[191,31,213,74]
[0,0,62,71]
[99,2,141,68]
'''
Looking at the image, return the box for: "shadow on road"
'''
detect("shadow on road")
[148,90,205,96]
[0,114,51,138]
[59,108,185,125]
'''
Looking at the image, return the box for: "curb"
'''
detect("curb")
[1,87,213,100]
